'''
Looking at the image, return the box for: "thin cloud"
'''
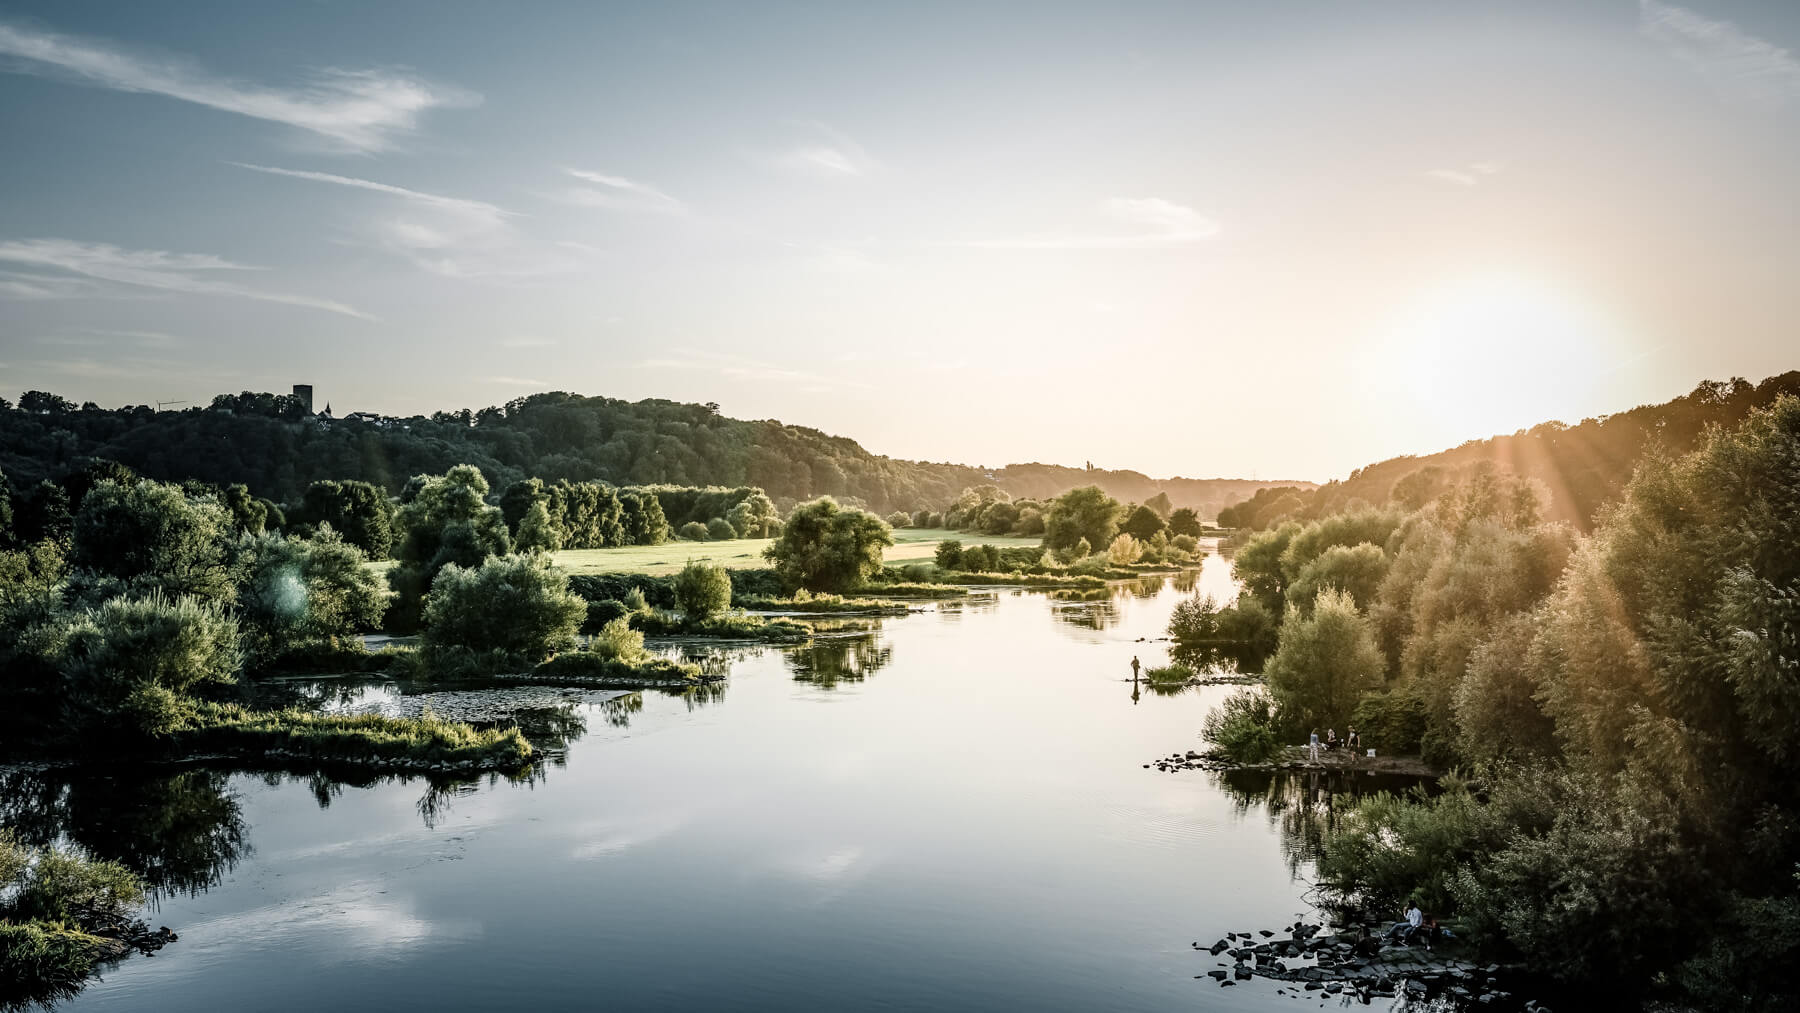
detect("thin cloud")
[0,238,372,319]
[0,20,475,152]
[639,350,873,390]
[772,122,875,177]
[231,163,510,225]
[1425,163,1501,186]
[954,196,1219,250]
[234,162,584,279]
[485,376,551,387]
[563,169,687,214]
[1640,0,1800,108]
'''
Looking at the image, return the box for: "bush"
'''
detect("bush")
[514,500,563,551]
[71,479,231,598]
[678,521,708,541]
[56,592,243,733]
[886,511,911,528]
[1263,588,1384,732]
[763,497,893,592]
[673,560,732,618]
[587,616,647,663]
[1201,689,1281,762]
[934,539,963,569]
[421,554,586,660]
[231,529,386,667]
[705,517,738,541]
[1171,533,1199,554]
[567,573,674,609]
[1350,691,1428,755]
[1143,662,1195,685]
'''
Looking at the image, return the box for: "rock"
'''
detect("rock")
[1233,965,1253,981]
[1207,970,1228,981]
[1210,940,1230,955]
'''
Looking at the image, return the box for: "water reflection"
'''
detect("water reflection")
[1170,641,1267,676]
[786,634,893,688]
[0,768,248,903]
[1212,767,1434,876]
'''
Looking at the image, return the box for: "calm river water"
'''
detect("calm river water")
[31,552,1411,1012]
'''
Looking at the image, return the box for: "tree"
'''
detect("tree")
[763,497,893,592]
[1122,504,1167,542]
[514,500,563,552]
[71,480,232,599]
[222,484,267,534]
[387,466,511,630]
[621,491,670,545]
[934,539,963,569]
[725,491,781,538]
[1106,533,1143,565]
[1043,486,1124,552]
[1168,507,1202,538]
[296,480,395,559]
[673,560,732,618]
[421,554,586,660]
[705,517,738,541]
[1286,542,1389,614]
[1263,588,1384,732]
[678,521,708,541]
[231,529,386,665]
[1144,492,1173,519]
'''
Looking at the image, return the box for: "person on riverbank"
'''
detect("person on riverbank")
[1131,656,1140,679]
[1308,729,1320,761]
[1347,726,1360,751]
[1326,728,1339,751]
[1385,901,1424,944]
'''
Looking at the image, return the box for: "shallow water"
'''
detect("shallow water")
[29,553,1420,1012]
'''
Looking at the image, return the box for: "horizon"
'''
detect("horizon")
[4,1,1800,482]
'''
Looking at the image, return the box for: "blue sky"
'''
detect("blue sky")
[3,0,1798,480]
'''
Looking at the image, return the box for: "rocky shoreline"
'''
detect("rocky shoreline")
[1193,921,1547,1010]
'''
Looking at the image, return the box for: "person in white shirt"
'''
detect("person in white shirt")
[1385,901,1424,943]
[1308,729,1320,761]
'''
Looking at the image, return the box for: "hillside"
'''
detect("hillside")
[1218,372,1800,530]
[0,389,1309,517]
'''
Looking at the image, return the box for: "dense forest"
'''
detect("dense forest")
[0,390,1305,518]
[1186,389,1800,1007]
[1217,373,1800,531]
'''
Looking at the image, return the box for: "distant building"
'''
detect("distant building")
[292,384,315,415]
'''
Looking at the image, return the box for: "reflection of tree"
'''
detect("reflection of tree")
[597,692,644,727]
[662,681,727,711]
[0,768,248,902]
[1211,768,1434,876]
[1171,569,1200,594]
[1171,642,1267,676]
[786,634,892,688]
[1128,576,1165,599]
[1053,602,1120,632]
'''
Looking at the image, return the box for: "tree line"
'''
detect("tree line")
[1187,394,1800,1006]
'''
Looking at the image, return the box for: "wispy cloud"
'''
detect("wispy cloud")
[0,20,475,152]
[1640,0,1800,108]
[772,123,875,177]
[954,196,1219,250]
[485,375,551,387]
[232,163,510,223]
[0,238,372,318]
[1424,163,1500,186]
[639,349,872,391]
[562,169,688,214]
[234,162,584,279]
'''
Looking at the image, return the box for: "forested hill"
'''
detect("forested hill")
[0,389,1308,517]
[1219,372,1800,531]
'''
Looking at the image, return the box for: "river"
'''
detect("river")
[24,551,1417,1011]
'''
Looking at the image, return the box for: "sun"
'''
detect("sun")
[1369,273,1633,446]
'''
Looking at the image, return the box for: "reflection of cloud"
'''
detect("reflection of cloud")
[196,883,479,954]
[0,20,474,151]
[568,813,687,860]
[1641,0,1800,108]
[768,845,875,905]
[953,196,1218,250]
[0,238,371,318]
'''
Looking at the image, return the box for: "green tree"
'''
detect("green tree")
[934,539,963,569]
[421,554,586,660]
[1263,588,1384,732]
[514,500,563,552]
[1043,486,1124,552]
[387,466,512,630]
[71,480,232,599]
[1144,492,1173,519]
[673,560,732,618]
[231,529,386,666]
[1285,542,1389,614]
[1121,504,1167,542]
[763,497,894,592]
[705,517,738,541]
[1168,507,1202,537]
[57,593,243,734]
[296,480,395,559]
[725,491,781,538]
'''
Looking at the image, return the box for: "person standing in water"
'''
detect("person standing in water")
[1131,656,1141,679]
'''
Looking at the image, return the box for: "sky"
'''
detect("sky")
[2,0,1798,482]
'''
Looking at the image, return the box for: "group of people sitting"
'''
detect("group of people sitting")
[1383,900,1447,949]
[1305,726,1361,760]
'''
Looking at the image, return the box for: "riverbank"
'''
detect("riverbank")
[1146,744,1440,777]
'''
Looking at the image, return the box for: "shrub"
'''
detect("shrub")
[1106,533,1143,565]
[1172,533,1199,554]
[886,511,911,528]
[57,592,243,733]
[231,529,386,666]
[678,521,709,541]
[587,616,648,663]
[421,553,586,660]
[934,540,963,569]
[1201,689,1281,762]
[1143,662,1195,685]
[705,517,738,541]
[673,560,732,618]
[71,479,232,599]
[1263,588,1384,731]
[763,497,893,592]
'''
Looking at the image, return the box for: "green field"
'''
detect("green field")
[551,527,1041,576]
[362,528,1044,577]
